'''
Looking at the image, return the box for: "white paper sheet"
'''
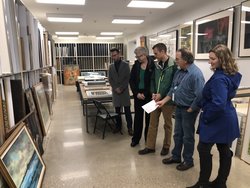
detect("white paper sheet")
[142,100,159,114]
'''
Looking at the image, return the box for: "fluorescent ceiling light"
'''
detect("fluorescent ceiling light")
[112,19,144,24]
[127,1,173,9]
[55,32,79,35]
[96,37,115,40]
[149,38,157,41]
[47,14,83,23]
[100,32,123,35]
[36,0,85,5]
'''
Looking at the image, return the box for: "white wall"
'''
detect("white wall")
[125,0,250,86]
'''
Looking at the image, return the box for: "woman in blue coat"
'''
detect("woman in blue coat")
[187,44,242,188]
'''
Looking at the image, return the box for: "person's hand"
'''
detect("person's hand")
[156,96,170,108]
[187,107,193,112]
[115,88,122,94]
[152,93,161,102]
[156,100,165,108]
[137,93,145,100]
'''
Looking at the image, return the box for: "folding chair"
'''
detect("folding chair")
[92,100,118,139]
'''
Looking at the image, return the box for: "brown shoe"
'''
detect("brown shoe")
[138,148,155,155]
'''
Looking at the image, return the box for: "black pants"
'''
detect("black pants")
[132,97,150,143]
[197,141,233,185]
[115,106,132,130]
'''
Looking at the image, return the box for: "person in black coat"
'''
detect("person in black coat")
[129,47,155,147]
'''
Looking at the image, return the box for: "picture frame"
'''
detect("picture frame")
[179,23,193,52]
[0,174,8,188]
[32,83,50,136]
[241,98,250,164]
[239,1,250,57]
[195,9,234,59]
[0,123,45,188]
[147,34,158,55]
[25,88,44,154]
[156,30,178,59]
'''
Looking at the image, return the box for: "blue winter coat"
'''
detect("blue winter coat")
[198,69,242,144]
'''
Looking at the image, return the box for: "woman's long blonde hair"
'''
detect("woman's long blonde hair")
[209,44,238,75]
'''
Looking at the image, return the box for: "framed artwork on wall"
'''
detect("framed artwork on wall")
[157,30,178,59]
[195,9,234,59]
[241,98,250,164]
[0,123,45,188]
[239,1,250,57]
[147,34,157,55]
[179,23,193,52]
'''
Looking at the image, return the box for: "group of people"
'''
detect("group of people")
[108,43,241,188]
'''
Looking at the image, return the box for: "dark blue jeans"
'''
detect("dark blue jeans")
[171,106,199,165]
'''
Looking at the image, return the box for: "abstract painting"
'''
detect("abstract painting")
[195,9,233,59]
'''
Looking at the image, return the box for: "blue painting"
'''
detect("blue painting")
[1,126,45,188]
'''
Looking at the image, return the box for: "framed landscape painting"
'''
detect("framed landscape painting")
[179,23,193,52]
[239,1,250,57]
[195,9,233,59]
[0,123,45,187]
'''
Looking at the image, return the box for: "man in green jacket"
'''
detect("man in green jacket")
[139,43,177,156]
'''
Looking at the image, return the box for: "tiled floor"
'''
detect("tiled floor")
[42,85,250,188]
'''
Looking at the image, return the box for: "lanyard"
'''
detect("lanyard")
[157,73,164,93]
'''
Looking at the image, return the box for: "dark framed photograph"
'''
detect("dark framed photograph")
[0,123,45,187]
[179,22,193,52]
[239,1,250,57]
[195,9,234,59]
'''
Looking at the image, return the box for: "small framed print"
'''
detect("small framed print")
[179,22,193,52]
[239,1,250,57]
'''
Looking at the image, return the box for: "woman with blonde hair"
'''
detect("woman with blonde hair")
[187,44,242,188]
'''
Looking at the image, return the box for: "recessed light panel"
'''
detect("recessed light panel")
[100,32,123,35]
[127,1,173,9]
[36,0,85,5]
[112,19,144,24]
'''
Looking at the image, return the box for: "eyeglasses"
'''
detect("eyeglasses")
[135,54,144,59]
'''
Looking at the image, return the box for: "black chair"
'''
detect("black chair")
[92,100,118,139]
